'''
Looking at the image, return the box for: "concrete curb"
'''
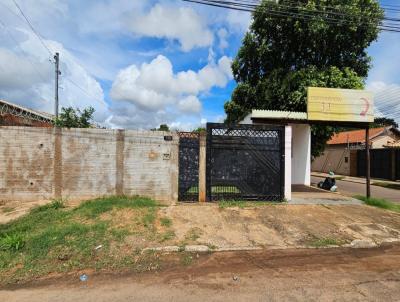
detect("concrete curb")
[312,173,400,186]
[141,239,400,254]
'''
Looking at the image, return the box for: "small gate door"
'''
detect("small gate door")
[178,132,199,202]
[206,123,284,202]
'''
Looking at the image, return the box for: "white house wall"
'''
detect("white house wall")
[291,124,311,185]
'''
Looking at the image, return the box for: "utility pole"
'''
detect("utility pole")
[54,52,60,118]
[365,126,371,198]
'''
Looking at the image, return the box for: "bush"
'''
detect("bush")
[0,234,25,252]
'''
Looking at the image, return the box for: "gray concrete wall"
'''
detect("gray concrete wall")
[312,145,351,175]
[0,127,178,204]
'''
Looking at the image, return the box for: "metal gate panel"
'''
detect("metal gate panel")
[178,132,199,202]
[206,123,284,202]
[357,149,392,180]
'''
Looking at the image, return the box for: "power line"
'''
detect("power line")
[11,0,53,56]
[182,0,400,33]
[8,1,107,107]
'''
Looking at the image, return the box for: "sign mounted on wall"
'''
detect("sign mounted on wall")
[307,87,374,123]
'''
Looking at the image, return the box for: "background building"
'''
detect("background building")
[0,99,54,127]
[312,127,400,176]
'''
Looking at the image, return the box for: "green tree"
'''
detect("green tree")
[193,127,206,133]
[225,0,383,157]
[372,117,398,128]
[151,124,170,131]
[54,106,95,128]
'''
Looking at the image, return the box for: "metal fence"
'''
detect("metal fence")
[206,123,284,202]
[357,149,399,180]
[178,132,200,202]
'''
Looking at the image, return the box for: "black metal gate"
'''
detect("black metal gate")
[396,150,400,180]
[206,123,285,202]
[357,149,392,180]
[178,132,199,202]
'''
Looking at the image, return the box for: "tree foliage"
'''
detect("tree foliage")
[372,117,398,128]
[151,124,170,131]
[54,106,95,128]
[225,0,384,157]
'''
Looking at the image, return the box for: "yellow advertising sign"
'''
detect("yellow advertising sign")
[307,87,374,123]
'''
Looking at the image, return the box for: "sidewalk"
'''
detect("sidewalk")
[312,172,400,186]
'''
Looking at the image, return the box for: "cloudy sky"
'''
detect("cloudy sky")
[0,0,399,129]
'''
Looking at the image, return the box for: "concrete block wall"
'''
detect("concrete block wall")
[0,127,179,204]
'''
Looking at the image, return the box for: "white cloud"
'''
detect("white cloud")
[217,28,229,50]
[0,0,243,129]
[130,4,214,52]
[0,26,110,123]
[110,54,232,128]
[0,48,51,89]
[178,95,202,113]
[111,54,232,110]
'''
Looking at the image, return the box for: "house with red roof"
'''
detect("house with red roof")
[312,126,400,176]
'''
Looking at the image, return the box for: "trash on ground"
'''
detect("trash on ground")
[80,274,88,282]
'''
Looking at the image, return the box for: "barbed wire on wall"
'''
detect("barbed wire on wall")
[0,101,53,124]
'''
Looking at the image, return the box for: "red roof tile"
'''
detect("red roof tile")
[327,127,385,145]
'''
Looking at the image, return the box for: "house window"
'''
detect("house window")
[345,157,349,163]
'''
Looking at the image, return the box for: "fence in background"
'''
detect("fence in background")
[357,149,399,181]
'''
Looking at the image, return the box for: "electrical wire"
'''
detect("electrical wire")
[11,0,53,56]
[182,0,400,32]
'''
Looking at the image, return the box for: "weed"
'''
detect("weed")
[218,200,279,209]
[354,195,400,213]
[142,208,156,229]
[75,196,157,218]
[31,199,65,214]
[0,234,25,251]
[1,207,15,214]
[0,195,162,285]
[159,230,175,242]
[372,182,400,191]
[160,217,172,227]
[309,238,343,248]
[110,228,130,242]
[185,227,202,242]
[180,253,193,266]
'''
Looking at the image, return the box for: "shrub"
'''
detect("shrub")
[0,234,25,252]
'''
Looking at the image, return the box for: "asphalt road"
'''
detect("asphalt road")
[2,244,400,302]
[311,176,400,203]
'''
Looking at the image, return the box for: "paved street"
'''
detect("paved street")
[311,176,400,203]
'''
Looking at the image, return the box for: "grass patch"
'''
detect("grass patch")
[0,195,166,285]
[1,207,15,214]
[354,195,400,213]
[160,217,172,227]
[372,182,400,191]
[309,238,343,248]
[75,195,156,219]
[184,227,203,242]
[218,200,282,209]
[180,253,193,266]
[159,230,175,242]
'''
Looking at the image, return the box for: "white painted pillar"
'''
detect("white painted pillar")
[284,125,292,201]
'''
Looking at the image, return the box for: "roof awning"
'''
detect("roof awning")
[250,109,372,128]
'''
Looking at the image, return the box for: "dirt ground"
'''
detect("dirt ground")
[2,243,400,301]
[0,199,51,224]
[163,203,400,249]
